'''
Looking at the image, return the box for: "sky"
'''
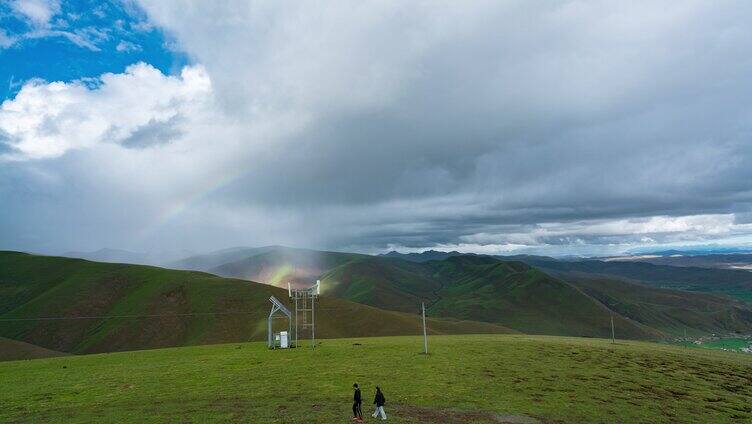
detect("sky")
[2,0,752,257]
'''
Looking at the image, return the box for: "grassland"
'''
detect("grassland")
[1,334,751,423]
[698,338,751,350]
[672,337,752,353]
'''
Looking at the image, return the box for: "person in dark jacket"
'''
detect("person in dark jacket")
[352,383,363,421]
[371,386,387,420]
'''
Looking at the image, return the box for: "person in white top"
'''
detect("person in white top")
[372,386,387,420]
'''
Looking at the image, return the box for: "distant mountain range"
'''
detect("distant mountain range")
[602,253,752,271]
[62,248,194,266]
[60,245,752,273]
[58,246,752,306]
[380,250,465,262]
[380,250,559,264]
[629,247,752,256]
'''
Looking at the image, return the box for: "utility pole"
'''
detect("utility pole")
[610,314,615,344]
[422,302,428,354]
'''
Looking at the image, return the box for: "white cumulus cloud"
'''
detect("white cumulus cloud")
[116,40,142,52]
[0,63,211,160]
[11,0,61,28]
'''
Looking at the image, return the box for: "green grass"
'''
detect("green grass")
[700,338,751,350]
[1,334,751,423]
[674,338,752,352]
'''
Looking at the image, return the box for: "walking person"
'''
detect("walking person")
[372,386,387,420]
[352,383,363,421]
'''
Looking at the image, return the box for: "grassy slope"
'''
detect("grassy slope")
[428,256,661,339]
[1,335,751,423]
[0,251,510,356]
[524,258,752,303]
[569,277,752,336]
[321,255,752,339]
[322,257,442,312]
[0,337,68,361]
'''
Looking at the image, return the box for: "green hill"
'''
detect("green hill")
[1,334,751,423]
[320,255,752,339]
[5,249,752,359]
[150,245,749,339]
[568,277,752,336]
[0,251,510,356]
[178,247,752,332]
[371,250,752,304]
[522,257,752,303]
[427,256,658,338]
[322,256,442,312]
[0,337,67,361]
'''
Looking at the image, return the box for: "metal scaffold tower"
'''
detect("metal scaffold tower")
[288,280,320,349]
[267,295,292,349]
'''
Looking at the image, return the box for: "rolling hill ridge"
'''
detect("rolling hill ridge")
[521,256,752,304]
[5,248,752,360]
[319,254,752,339]
[0,251,510,358]
[163,246,752,339]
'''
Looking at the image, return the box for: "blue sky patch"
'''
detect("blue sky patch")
[0,0,188,99]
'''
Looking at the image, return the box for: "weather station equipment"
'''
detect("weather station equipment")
[288,280,321,349]
[267,296,292,349]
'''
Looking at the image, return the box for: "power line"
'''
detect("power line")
[0,311,260,322]
[0,306,345,322]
